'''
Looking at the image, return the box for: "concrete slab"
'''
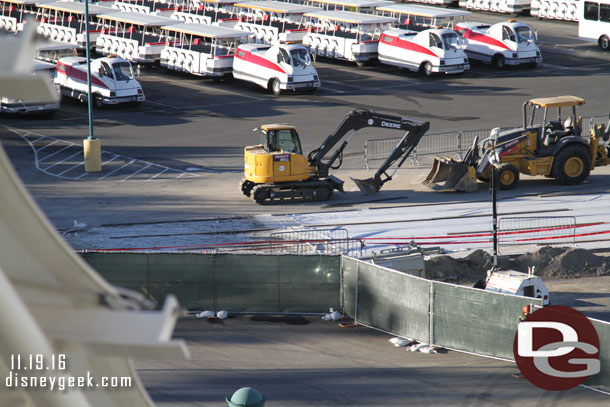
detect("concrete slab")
[136,316,609,407]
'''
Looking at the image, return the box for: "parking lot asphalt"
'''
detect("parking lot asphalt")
[3,19,610,228]
[136,316,610,407]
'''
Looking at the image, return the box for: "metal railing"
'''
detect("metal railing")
[269,228,364,257]
[497,216,576,253]
[363,115,610,169]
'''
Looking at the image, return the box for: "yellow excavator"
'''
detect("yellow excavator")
[240,108,430,204]
[424,96,610,191]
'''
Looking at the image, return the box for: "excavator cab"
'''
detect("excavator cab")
[260,125,303,155]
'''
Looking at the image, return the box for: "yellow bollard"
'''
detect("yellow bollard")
[83,138,101,172]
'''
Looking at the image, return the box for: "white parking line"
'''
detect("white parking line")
[121,163,152,182]
[3,125,199,182]
[35,139,59,152]
[57,161,85,176]
[101,154,120,166]
[148,167,169,180]
[38,144,74,161]
[42,151,83,171]
[98,160,136,180]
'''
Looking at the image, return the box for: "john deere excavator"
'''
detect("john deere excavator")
[240,108,430,204]
[423,96,610,192]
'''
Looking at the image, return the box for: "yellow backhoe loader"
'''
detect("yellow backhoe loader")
[240,108,430,204]
[423,96,610,192]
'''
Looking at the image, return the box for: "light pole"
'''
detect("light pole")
[489,144,500,270]
[83,0,101,172]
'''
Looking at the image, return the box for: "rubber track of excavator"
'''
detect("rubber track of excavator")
[250,181,333,205]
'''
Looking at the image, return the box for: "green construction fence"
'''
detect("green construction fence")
[82,251,609,393]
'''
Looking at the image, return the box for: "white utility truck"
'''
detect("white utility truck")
[378,28,469,76]
[484,269,550,305]
[233,43,320,95]
[54,56,145,107]
[454,20,542,68]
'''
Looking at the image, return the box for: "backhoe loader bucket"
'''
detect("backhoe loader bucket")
[422,157,478,192]
[351,176,381,196]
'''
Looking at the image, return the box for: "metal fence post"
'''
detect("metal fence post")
[456,131,463,160]
[364,140,369,170]
[429,282,434,346]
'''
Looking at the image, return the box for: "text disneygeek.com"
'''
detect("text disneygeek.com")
[4,354,132,391]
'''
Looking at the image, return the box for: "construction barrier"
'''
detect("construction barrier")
[586,318,610,391]
[355,260,431,343]
[270,227,363,256]
[81,252,342,312]
[83,252,609,393]
[497,216,576,253]
[343,257,542,360]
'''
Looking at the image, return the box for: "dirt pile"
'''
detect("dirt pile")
[503,246,610,278]
[424,246,610,283]
[424,250,493,283]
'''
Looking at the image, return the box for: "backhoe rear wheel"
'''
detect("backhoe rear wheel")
[552,145,592,185]
[495,163,519,190]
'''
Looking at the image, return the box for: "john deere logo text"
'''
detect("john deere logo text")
[381,121,401,129]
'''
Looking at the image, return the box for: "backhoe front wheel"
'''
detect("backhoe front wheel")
[495,163,519,190]
[553,145,592,185]
[599,35,610,51]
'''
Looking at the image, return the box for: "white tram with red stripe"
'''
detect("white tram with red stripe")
[35,2,117,49]
[54,56,145,107]
[454,21,542,68]
[160,23,253,77]
[302,10,395,66]
[233,43,320,95]
[378,28,469,76]
[232,1,320,45]
[95,12,179,63]
[0,0,47,33]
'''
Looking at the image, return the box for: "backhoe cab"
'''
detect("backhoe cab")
[424,96,610,192]
[241,109,430,204]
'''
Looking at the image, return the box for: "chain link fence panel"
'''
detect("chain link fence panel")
[497,216,576,254]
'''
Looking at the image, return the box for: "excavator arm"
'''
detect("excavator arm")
[353,122,430,195]
[307,108,430,194]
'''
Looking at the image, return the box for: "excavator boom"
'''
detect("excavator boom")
[352,121,430,195]
[308,108,430,194]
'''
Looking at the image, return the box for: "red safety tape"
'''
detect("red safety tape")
[95,223,610,252]
[360,222,606,240]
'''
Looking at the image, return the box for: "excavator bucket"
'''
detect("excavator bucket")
[351,176,381,196]
[422,157,478,192]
